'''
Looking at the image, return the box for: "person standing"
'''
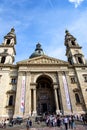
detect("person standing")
[26,118,30,130]
[71,115,76,129]
[69,116,72,129]
[57,115,61,127]
[3,119,6,128]
[64,116,68,130]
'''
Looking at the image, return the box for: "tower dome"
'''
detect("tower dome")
[29,43,44,58]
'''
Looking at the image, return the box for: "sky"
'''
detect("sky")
[0,0,87,63]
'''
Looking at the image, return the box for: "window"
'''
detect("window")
[83,75,87,82]
[11,78,17,84]
[78,57,83,64]
[4,49,8,53]
[71,41,75,46]
[8,95,13,106]
[6,39,10,45]
[75,93,80,104]
[1,56,6,63]
[70,76,77,84]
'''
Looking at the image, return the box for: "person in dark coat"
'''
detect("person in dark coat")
[57,115,61,127]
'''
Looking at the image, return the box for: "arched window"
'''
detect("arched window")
[1,56,6,63]
[78,57,83,64]
[75,93,80,104]
[71,41,75,46]
[8,95,13,106]
[6,39,10,45]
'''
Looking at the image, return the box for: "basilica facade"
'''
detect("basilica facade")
[0,28,87,119]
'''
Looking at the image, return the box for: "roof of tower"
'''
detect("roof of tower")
[7,28,15,36]
[29,43,44,58]
[64,29,76,45]
[4,28,16,44]
[65,30,76,40]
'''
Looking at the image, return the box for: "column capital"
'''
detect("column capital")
[30,82,37,90]
[58,71,69,75]
[54,87,58,89]
[53,82,58,85]
[26,72,31,76]
[53,84,59,89]
[33,88,36,90]
[30,87,36,90]
[30,82,37,85]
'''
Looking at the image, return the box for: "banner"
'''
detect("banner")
[20,76,26,113]
[62,72,71,110]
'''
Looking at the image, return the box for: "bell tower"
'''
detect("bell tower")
[0,28,16,64]
[64,30,85,65]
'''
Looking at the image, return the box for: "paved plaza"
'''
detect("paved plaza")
[1,126,87,130]
[0,122,87,130]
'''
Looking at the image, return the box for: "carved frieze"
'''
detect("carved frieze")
[17,55,68,65]
[27,57,67,64]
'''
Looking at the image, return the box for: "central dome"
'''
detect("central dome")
[29,43,44,58]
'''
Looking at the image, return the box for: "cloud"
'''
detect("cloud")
[69,0,84,8]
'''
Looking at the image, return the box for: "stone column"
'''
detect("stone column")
[24,72,31,117]
[14,72,22,117]
[58,71,68,115]
[33,88,37,116]
[28,89,32,116]
[6,95,9,106]
[54,85,60,114]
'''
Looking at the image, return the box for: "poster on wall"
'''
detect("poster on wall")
[20,76,26,113]
[62,72,71,110]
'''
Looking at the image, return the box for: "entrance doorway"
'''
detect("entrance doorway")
[36,75,56,115]
[42,103,47,113]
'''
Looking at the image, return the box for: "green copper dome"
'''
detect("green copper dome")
[29,43,44,58]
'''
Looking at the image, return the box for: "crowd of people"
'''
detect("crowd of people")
[25,114,77,130]
[0,113,86,129]
[45,114,76,130]
[0,119,7,128]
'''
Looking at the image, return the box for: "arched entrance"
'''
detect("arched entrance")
[36,75,56,115]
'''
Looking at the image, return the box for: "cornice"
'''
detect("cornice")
[0,45,16,55]
[0,64,17,68]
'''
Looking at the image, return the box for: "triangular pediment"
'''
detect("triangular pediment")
[17,55,68,65]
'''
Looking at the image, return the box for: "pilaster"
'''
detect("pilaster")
[65,72,77,114]
[58,71,72,115]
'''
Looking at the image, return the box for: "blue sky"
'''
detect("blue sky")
[0,0,87,63]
